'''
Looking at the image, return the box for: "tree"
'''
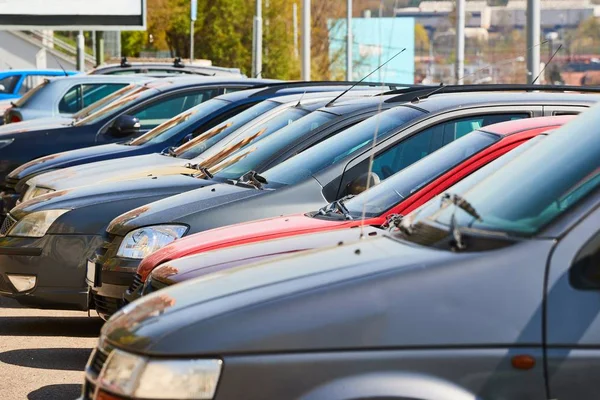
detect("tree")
[415,23,430,51]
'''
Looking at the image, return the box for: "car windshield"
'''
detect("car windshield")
[72,84,140,120]
[12,79,49,106]
[73,86,155,126]
[210,110,338,179]
[425,112,600,236]
[342,130,500,218]
[129,98,231,146]
[173,100,281,159]
[262,106,424,185]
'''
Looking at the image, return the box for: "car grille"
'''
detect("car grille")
[93,293,123,319]
[0,214,16,237]
[84,343,114,399]
[128,273,144,293]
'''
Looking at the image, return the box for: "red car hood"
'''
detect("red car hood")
[137,213,385,281]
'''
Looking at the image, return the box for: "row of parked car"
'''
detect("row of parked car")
[0,70,598,399]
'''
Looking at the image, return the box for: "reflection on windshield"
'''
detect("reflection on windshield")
[73,84,138,120]
[173,121,233,154]
[201,128,266,170]
[343,131,499,218]
[175,100,280,160]
[74,86,153,126]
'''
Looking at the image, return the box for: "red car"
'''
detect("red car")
[129,115,573,295]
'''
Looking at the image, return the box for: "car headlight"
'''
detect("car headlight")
[8,209,69,238]
[99,349,222,399]
[0,138,14,151]
[22,186,55,202]
[117,225,187,259]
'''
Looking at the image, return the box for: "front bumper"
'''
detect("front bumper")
[0,233,104,311]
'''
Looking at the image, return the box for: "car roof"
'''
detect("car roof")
[92,62,242,74]
[47,74,155,84]
[0,69,77,76]
[141,77,276,92]
[481,114,576,136]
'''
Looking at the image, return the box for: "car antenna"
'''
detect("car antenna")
[325,47,407,107]
[254,70,262,78]
[532,44,562,85]
[411,40,550,103]
[48,51,69,76]
[295,90,307,107]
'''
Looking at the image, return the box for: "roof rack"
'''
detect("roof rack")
[173,57,185,68]
[120,57,131,68]
[249,81,426,97]
[384,84,600,104]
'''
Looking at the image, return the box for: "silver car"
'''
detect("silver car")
[3,75,153,124]
[83,104,600,400]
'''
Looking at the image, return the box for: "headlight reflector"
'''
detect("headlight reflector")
[135,359,222,399]
[22,186,55,202]
[8,209,69,238]
[98,349,222,399]
[117,225,187,259]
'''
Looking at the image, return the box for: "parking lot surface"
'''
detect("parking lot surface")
[0,297,102,400]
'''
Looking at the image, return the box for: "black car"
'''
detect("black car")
[89,57,246,77]
[0,86,593,316]
[2,82,390,219]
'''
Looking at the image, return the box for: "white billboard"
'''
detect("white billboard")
[0,0,146,30]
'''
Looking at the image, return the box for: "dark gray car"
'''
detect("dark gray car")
[83,101,600,400]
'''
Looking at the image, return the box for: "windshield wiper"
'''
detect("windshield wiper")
[238,170,268,190]
[317,195,354,220]
[440,193,482,251]
[185,163,213,179]
[161,146,177,156]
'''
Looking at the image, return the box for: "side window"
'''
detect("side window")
[570,230,600,290]
[371,113,528,180]
[131,89,221,130]
[223,87,247,93]
[81,84,127,108]
[0,75,21,94]
[18,75,47,95]
[58,85,82,114]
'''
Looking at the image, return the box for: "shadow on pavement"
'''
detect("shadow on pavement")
[0,316,103,337]
[28,384,82,400]
[0,347,93,371]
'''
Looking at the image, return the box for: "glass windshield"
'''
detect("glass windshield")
[73,86,155,126]
[13,79,49,106]
[343,131,500,218]
[129,99,230,146]
[426,112,600,236]
[179,105,312,165]
[72,84,140,120]
[174,100,280,159]
[210,110,337,179]
[262,106,424,185]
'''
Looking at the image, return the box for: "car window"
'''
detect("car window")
[72,84,139,120]
[148,69,193,75]
[58,83,128,114]
[131,89,221,130]
[18,75,48,95]
[106,69,141,75]
[371,114,528,180]
[0,75,20,94]
[58,85,81,113]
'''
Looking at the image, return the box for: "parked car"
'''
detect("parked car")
[128,115,572,300]
[2,81,395,217]
[0,69,78,101]
[86,88,595,317]
[3,75,153,124]
[85,102,600,400]
[89,57,245,77]
[0,77,270,186]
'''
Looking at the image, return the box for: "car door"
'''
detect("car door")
[545,199,600,399]
[331,106,539,199]
[95,87,223,143]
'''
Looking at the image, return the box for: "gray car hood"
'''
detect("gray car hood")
[104,233,554,356]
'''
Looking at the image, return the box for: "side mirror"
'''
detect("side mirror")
[110,115,141,137]
[346,172,381,195]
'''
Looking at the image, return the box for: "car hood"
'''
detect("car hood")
[107,183,265,236]
[9,142,146,182]
[137,213,366,280]
[25,153,190,191]
[105,234,554,356]
[0,117,72,137]
[151,226,387,285]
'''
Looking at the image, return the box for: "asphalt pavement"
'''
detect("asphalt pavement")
[0,297,103,400]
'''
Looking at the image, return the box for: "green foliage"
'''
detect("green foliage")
[415,23,430,51]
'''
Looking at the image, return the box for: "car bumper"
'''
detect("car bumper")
[0,233,104,311]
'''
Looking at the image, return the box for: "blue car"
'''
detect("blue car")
[0,69,78,101]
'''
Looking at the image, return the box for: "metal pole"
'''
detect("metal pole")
[190,20,195,63]
[346,0,352,81]
[301,0,311,80]
[526,0,540,84]
[77,31,85,72]
[252,0,263,77]
[455,0,465,84]
[95,31,104,67]
[293,3,299,59]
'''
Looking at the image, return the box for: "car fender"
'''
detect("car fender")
[299,372,480,400]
